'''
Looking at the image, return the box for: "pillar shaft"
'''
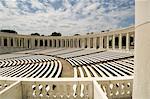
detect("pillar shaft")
[126,33,130,50]
[87,38,90,48]
[112,35,115,49]
[13,38,16,47]
[31,38,35,48]
[93,37,97,48]
[133,0,150,99]
[119,33,122,50]
[100,36,103,49]
[7,37,10,47]
[1,37,4,46]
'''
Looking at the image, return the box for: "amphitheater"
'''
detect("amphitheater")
[0,26,134,99]
[0,1,149,99]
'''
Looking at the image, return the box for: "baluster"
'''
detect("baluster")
[80,83,84,98]
[76,82,81,99]
[36,83,41,99]
[41,83,47,99]
[32,82,37,99]
[45,84,50,98]
[70,83,75,99]
[72,83,77,98]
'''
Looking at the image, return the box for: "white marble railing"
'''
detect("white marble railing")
[22,79,93,99]
[96,76,133,99]
[0,77,133,99]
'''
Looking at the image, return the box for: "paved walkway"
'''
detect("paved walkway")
[57,58,74,77]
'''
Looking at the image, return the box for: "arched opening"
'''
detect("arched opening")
[103,36,107,48]
[115,36,119,48]
[54,39,56,47]
[122,35,126,49]
[11,38,13,46]
[109,36,113,48]
[35,39,38,47]
[45,40,47,47]
[85,38,87,48]
[20,38,23,47]
[58,40,61,47]
[79,39,81,48]
[63,40,65,47]
[67,39,69,47]
[49,40,52,47]
[4,38,7,46]
[130,33,134,49]
[96,37,100,49]
[40,40,43,46]
[28,39,30,48]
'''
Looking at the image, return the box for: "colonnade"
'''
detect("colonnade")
[0,26,134,51]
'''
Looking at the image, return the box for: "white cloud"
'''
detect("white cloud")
[0,0,135,36]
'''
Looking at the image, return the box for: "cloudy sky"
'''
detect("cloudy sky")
[0,0,135,36]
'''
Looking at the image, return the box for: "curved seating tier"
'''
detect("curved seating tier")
[0,54,62,78]
[66,51,134,78]
[0,48,134,79]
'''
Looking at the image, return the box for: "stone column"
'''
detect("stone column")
[47,39,50,47]
[87,38,90,48]
[81,38,84,48]
[70,39,72,48]
[56,39,58,48]
[18,38,20,47]
[61,39,63,48]
[76,38,79,48]
[1,37,4,46]
[112,35,115,49]
[52,39,54,48]
[106,35,109,49]
[13,37,16,47]
[126,33,130,50]
[24,38,28,48]
[66,39,68,48]
[119,33,122,50]
[7,37,10,47]
[100,36,103,49]
[43,39,45,47]
[31,38,35,49]
[68,39,70,48]
[93,37,97,49]
[133,0,150,99]
[38,39,40,48]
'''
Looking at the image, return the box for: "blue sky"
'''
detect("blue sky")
[0,0,135,35]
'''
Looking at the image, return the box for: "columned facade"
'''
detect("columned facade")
[0,26,134,54]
